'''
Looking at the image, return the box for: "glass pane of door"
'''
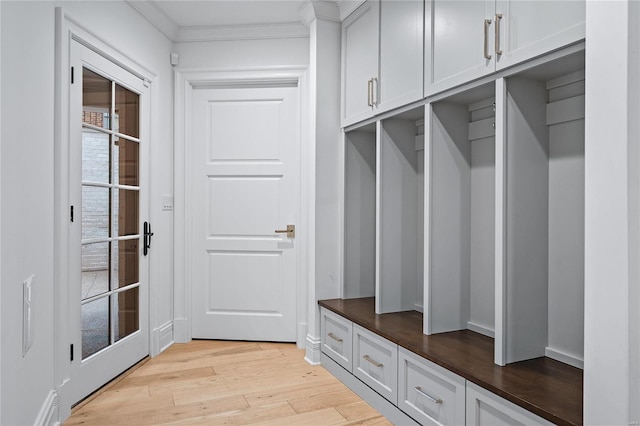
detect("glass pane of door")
[81,66,141,360]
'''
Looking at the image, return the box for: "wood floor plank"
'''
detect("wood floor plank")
[287,388,363,414]
[66,341,387,426]
[244,380,344,408]
[68,393,176,420]
[249,407,347,426]
[111,367,215,389]
[336,401,392,423]
[139,348,285,377]
[142,395,249,424]
[158,401,297,425]
[87,385,151,407]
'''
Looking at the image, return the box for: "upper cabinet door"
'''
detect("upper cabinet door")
[378,0,424,114]
[425,0,495,97]
[494,0,585,70]
[342,0,380,127]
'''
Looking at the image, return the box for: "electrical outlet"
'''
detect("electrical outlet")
[162,195,174,212]
[23,274,35,357]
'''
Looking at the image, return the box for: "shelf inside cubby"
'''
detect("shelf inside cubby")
[319,297,583,426]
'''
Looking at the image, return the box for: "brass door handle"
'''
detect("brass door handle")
[275,224,295,238]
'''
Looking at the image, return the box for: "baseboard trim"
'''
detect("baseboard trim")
[304,334,321,365]
[151,321,174,356]
[545,346,584,369]
[173,318,190,343]
[467,321,495,338]
[297,322,308,349]
[35,390,59,426]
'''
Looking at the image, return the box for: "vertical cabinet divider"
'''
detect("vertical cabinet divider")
[494,77,507,366]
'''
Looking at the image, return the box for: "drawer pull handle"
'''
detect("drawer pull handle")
[363,354,383,368]
[327,332,343,343]
[415,386,443,404]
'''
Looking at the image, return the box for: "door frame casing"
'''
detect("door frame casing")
[173,68,311,347]
[54,7,157,420]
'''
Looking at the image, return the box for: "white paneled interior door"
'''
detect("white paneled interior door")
[190,85,300,341]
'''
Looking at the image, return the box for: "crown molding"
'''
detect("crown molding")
[338,0,366,21]
[299,0,341,27]
[126,0,178,41]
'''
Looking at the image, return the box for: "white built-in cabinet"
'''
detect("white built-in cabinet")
[335,2,587,423]
[341,0,424,127]
[424,0,585,96]
[341,1,586,368]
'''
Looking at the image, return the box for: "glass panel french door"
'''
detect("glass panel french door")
[70,40,149,404]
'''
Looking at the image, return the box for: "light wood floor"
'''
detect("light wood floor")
[66,340,392,425]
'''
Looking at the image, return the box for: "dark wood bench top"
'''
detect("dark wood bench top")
[319,297,583,426]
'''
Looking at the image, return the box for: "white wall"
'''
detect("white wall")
[584,1,640,424]
[1,3,57,424]
[175,38,309,70]
[1,1,173,424]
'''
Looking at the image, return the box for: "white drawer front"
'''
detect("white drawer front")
[466,382,554,426]
[320,308,353,372]
[398,347,466,426]
[352,324,398,404]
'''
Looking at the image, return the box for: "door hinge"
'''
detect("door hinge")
[70,344,74,362]
[70,205,74,223]
[71,67,74,84]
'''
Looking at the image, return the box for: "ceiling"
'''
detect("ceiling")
[128,0,314,42]
[152,0,307,27]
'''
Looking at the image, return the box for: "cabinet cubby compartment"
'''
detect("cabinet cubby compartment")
[344,124,377,301]
[496,52,585,368]
[425,82,497,338]
[342,108,425,315]
[378,110,424,314]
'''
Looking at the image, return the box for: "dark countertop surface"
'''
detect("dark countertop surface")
[319,297,583,426]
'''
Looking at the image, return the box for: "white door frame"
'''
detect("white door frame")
[54,7,157,420]
[173,68,312,348]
